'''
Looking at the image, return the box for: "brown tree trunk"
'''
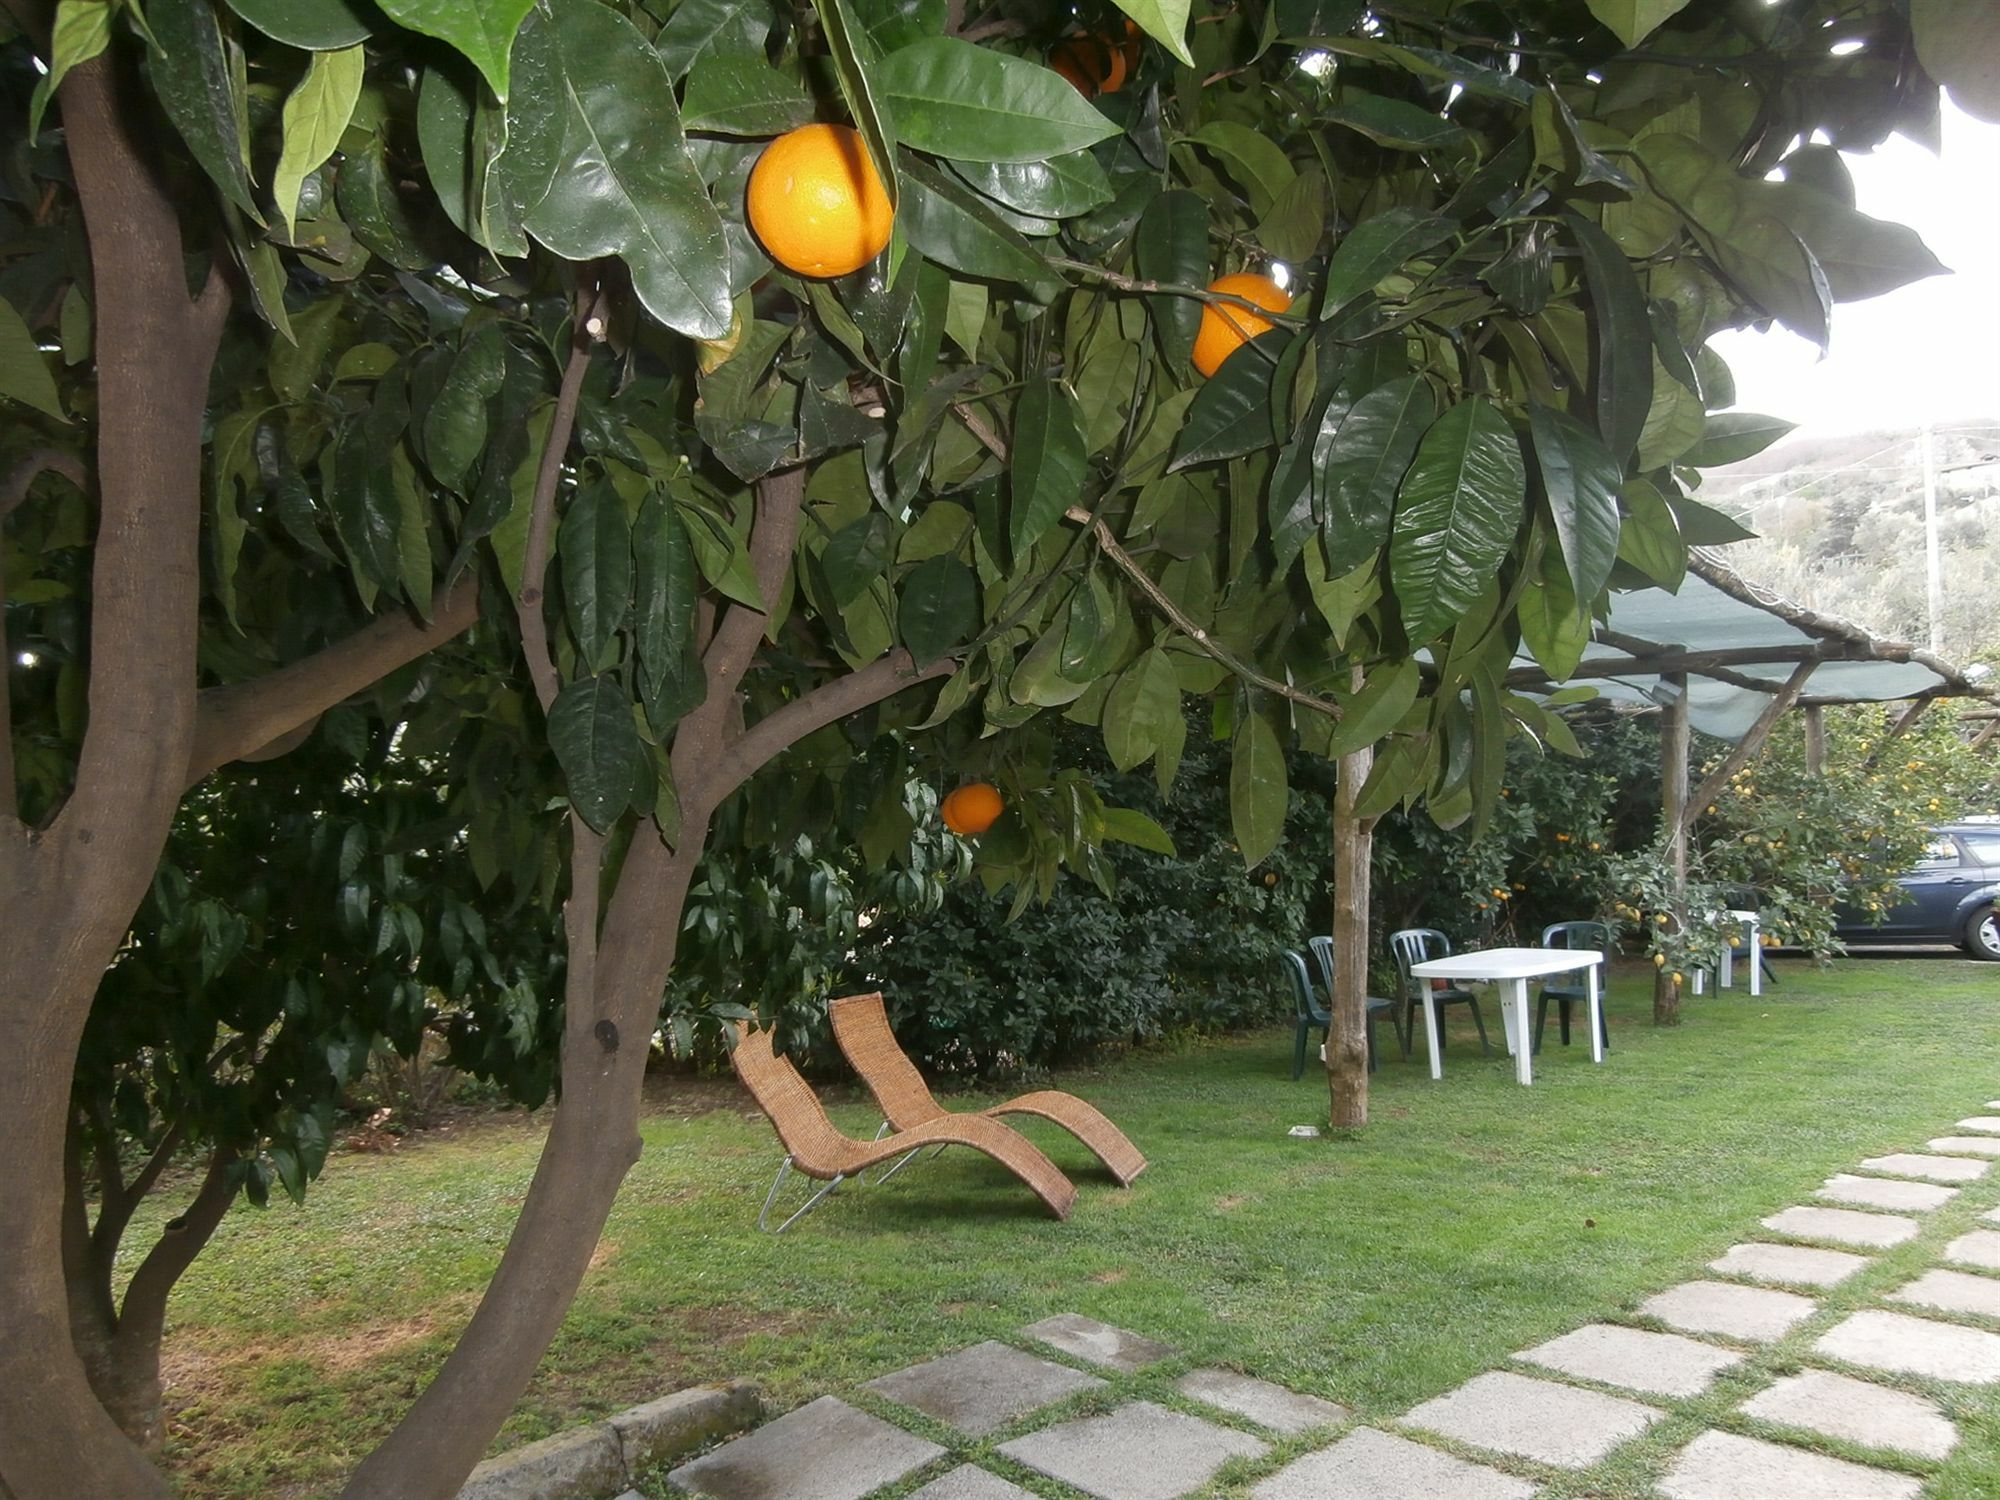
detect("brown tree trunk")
[1655,674,1689,1026]
[1325,730,1374,1129]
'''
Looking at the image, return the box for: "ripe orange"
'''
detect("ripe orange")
[941,781,1004,837]
[746,123,894,280]
[1049,23,1139,97]
[1191,272,1291,377]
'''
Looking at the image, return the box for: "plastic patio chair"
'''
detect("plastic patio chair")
[1535,921,1612,1054]
[726,1020,1078,1232]
[827,992,1147,1186]
[1388,927,1491,1056]
[1306,936,1407,1071]
[1282,949,1331,1080]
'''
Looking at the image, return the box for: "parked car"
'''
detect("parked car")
[1835,820,2000,960]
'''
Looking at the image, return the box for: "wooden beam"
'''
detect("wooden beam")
[1803,704,1826,776]
[1973,717,2000,751]
[1656,674,1689,1027]
[1681,661,1818,835]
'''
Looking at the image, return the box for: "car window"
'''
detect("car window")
[1963,835,2000,866]
[1915,837,1961,870]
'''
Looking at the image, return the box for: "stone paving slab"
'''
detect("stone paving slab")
[1931,1135,2000,1157]
[1404,1368,1662,1469]
[1817,1173,1959,1212]
[1658,1430,1920,1500]
[1740,1368,1958,1461]
[666,1396,946,1500]
[1856,1152,1991,1183]
[1709,1241,1871,1288]
[864,1340,1106,1437]
[1944,1228,2000,1270]
[1815,1309,2000,1384]
[1762,1205,1919,1249]
[1174,1369,1347,1434]
[1890,1268,2000,1320]
[1514,1322,1743,1397]
[1639,1280,1817,1343]
[908,1466,1040,1500]
[1958,1116,2000,1133]
[996,1401,1266,1500]
[1249,1426,1535,1500]
[1019,1314,1178,1373]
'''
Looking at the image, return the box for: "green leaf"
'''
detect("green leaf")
[654,0,772,77]
[1565,212,1652,464]
[1517,557,1589,679]
[1110,0,1191,66]
[388,446,435,615]
[874,37,1120,164]
[1668,494,1756,546]
[1059,571,1118,680]
[223,0,374,48]
[421,326,507,491]
[1101,806,1177,856]
[0,297,66,421]
[1324,93,1469,153]
[521,0,732,339]
[814,0,900,210]
[1527,402,1621,603]
[1169,331,1287,470]
[633,494,706,731]
[559,481,633,672]
[1616,478,1685,590]
[898,555,976,664]
[1191,122,1296,219]
[1008,378,1086,559]
[1318,374,1434,576]
[681,49,814,135]
[952,151,1112,219]
[1685,412,1795,468]
[377,0,533,99]
[1318,207,1453,319]
[1229,708,1288,869]
[1135,189,1207,372]
[1355,735,1422,818]
[150,0,261,219]
[273,45,365,238]
[327,422,402,594]
[1256,166,1329,265]
[1913,0,2000,124]
[681,503,765,608]
[30,0,112,142]
[898,157,1050,289]
[1329,657,1418,757]
[1584,0,1692,48]
[1101,648,1179,772]
[1390,397,1527,644]
[548,674,640,833]
[1635,362,1705,471]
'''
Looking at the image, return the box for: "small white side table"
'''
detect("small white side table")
[1692,910,1762,997]
[1408,947,1605,1087]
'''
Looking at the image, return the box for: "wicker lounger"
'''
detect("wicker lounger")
[828,992,1148,1187]
[726,1020,1078,1232]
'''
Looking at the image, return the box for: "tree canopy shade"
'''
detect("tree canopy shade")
[0,0,1972,1495]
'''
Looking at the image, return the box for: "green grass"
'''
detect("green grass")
[136,956,2000,1498]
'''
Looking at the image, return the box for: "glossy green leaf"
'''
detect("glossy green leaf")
[377,0,534,99]
[1668,494,1756,546]
[1329,657,1418,757]
[681,49,814,135]
[1526,402,1621,604]
[873,38,1120,163]
[30,0,111,141]
[899,555,977,664]
[1169,331,1288,471]
[1256,166,1329,265]
[548,674,640,833]
[898,158,1049,289]
[1324,93,1469,153]
[1134,189,1207,371]
[1391,397,1527,644]
[1100,806,1177,856]
[654,0,772,77]
[633,494,706,731]
[559,482,633,672]
[1565,212,1652,464]
[681,503,765,609]
[1229,707,1288,869]
[952,152,1113,219]
[1101,648,1179,772]
[823,513,893,604]
[1191,122,1296,218]
[327,423,402,593]
[273,45,365,238]
[1517,557,1589,679]
[521,0,732,339]
[1319,207,1453,319]
[388,446,435,616]
[815,0,900,209]
[1009,378,1086,559]
[1059,571,1119,680]
[1585,0,1691,48]
[1317,374,1434,577]
[224,0,374,48]
[0,297,65,422]
[1636,362,1705,471]
[1684,412,1795,467]
[422,327,507,491]
[1913,0,2000,124]
[1111,0,1191,66]
[149,0,260,219]
[1616,478,1685,591]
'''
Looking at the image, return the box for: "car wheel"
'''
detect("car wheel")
[1966,905,2000,962]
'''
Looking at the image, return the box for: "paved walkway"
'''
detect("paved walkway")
[661,1102,2000,1498]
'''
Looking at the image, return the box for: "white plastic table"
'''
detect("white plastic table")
[1408,947,1605,1087]
[1693,910,1761,997]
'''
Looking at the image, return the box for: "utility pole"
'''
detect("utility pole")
[1920,424,1943,653]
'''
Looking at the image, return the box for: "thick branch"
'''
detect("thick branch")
[1046,257,1309,329]
[517,297,602,715]
[0,450,87,519]
[111,1147,236,1358]
[1681,660,1815,834]
[701,467,805,687]
[184,576,480,786]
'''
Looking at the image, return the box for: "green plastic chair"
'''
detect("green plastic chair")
[1308,935,1406,1069]
[1282,950,1331,1081]
[1388,927,1491,1056]
[1535,921,1612,1054]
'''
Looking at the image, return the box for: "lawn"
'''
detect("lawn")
[137,956,2000,1498]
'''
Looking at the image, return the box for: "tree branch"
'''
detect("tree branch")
[183,575,480,787]
[0,450,87,519]
[1680,660,1815,834]
[112,1146,236,1358]
[518,287,604,715]
[701,467,805,689]
[1045,257,1309,328]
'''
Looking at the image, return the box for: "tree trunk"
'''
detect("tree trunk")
[1655,674,1689,1026]
[1325,730,1373,1130]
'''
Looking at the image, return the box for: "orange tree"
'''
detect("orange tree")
[0,0,1974,1493]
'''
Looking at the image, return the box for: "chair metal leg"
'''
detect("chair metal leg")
[1468,997,1491,1056]
[867,1121,944,1185]
[758,1156,847,1234]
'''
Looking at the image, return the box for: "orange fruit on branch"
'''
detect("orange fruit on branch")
[746,123,894,280]
[1049,22,1140,97]
[1191,272,1291,377]
[941,781,1005,836]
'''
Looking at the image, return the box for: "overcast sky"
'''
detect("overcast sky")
[1709,100,2000,443]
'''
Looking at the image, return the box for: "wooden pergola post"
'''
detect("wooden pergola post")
[1803,704,1826,775]
[1656,673,1689,1026]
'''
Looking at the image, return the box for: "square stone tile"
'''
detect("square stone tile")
[909,1466,1040,1500]
[1175,1369,1346,1434]
[1857,1152,1991,1183]
[996,1401,1265,1500]
[1818,1173,1958,1212]
[1020,1313,1178,1372]
[1930,1135,2000,1157]
[1741,1368,1957,1460]
[667,1396,946,1500]
[1403,1369,1662,1469]
[1945,1228,2000,1270]
[1815,1309,2000,1383]
[1892,1267,2000,1319]
[1957,1116,2000,1133]
[1515,1322,1742,1397]
[1762,1205,1919,1249]
[1658,1430,1919,1500]
[1709,1242,1871,1289]
[865,1340,1106,1437]
[1250,1426,1535,1500]
[1640,1280,1817,1343]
